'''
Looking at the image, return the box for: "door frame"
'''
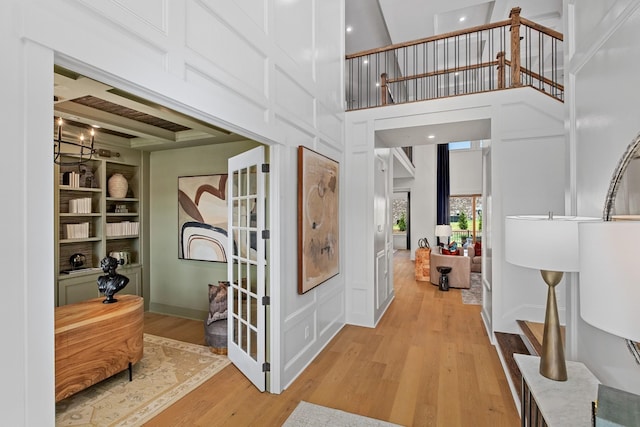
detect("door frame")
[53,54,283,393]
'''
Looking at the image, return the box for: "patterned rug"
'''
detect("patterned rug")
[55,334,230,426]
[462,272,482,305]
[283,401,403,427]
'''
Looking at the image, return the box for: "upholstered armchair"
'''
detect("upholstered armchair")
[429,250,471,289]
[467,245,482,273]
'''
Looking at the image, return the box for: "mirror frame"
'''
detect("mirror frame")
[602,132,640,363]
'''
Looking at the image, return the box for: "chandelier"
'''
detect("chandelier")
[54,117,97,166]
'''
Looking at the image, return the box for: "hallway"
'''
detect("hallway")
[145,250,519,426]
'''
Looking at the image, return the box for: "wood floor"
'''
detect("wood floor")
[143,250,519,426]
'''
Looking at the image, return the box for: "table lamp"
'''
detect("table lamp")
[435,224,452,246]
[579,221,640,343]
[505,214,600,381]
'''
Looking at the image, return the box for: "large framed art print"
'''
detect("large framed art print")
[297,146,340,294]
[178,174,230,262]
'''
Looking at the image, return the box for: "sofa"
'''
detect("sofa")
[429,249,471,289]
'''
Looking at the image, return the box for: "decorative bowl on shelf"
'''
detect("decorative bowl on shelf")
[69,253,86,269]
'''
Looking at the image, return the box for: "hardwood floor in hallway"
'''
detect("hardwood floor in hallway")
[144,250,519,426]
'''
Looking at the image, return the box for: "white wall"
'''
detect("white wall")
[450,149,482,195]
[345,87,565,333]
[1,0,345,423]
[568,0,640,393]
[409,145,438,258]
[149,141,259,318]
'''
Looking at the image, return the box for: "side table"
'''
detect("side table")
[436,266,451,291]
[514,354,599,426]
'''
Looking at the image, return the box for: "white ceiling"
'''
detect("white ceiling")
[376,119,491,148]
[346,0,563,55]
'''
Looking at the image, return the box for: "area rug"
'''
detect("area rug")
[55,334,230,426]
[283,401,403,427]
[462,272,482,305]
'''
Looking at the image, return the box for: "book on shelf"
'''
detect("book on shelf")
[594,384,640,426]
[106,221,139,237]
[69,197,92,214]
[61,267,102,274]
[62,171,81,188]
[65,222,89,239]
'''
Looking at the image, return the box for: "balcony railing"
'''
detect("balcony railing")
[345,8,563,111]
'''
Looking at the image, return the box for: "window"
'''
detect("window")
[448,141,471,150]
[449,195,482,244]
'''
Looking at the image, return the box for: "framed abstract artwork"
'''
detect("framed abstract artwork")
[297,146,340,293]
[178,174,230,262]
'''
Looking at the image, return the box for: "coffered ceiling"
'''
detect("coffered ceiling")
[53,66,247,151]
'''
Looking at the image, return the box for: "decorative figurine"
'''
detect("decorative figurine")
[97,256,129,303]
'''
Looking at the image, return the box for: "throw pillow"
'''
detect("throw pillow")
[474,242,482,256]
[441,248,459,256]
[207,281,228,325]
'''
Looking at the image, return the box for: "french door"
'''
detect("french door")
[227,146,267,391]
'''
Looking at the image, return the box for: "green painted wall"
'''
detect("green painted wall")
[149,140,260,319]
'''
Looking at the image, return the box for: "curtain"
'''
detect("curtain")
[436,143,450,226]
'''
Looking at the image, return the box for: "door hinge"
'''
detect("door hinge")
[262,163,270,173]
[262,230,270,239]
[262,296,270,306]
[262,362,271,372]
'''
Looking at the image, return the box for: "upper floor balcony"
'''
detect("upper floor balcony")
[345,8,563,111]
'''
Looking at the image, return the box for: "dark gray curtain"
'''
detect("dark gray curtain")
[436,143,450,226]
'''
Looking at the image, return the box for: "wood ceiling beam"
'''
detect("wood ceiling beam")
[55,101,177,141]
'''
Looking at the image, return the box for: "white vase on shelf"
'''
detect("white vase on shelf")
[108,173,128,198]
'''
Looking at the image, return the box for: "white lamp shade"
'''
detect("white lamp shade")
[505,215,601,272]
[435,224,452,237]
[579,221,640,342]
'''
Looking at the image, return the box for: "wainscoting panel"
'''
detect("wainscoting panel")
[273,0,313,76]
[184,65,268,129]
[78,0,169,35]
[274,66,315,129]
[317,103,344,146]
[185,0,267,96]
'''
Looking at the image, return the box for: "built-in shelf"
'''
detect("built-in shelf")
[55,153,143,306]
[60,213,102,217]
[60,186,102,192]
[60,237,102,244]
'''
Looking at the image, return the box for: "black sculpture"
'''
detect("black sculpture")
[97,256,129,303]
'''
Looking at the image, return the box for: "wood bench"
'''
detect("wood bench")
[55,295,144,402]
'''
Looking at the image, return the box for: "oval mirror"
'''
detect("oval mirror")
[602,132,640,363]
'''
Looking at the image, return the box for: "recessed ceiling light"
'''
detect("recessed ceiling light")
[363,59,369,65]
[428,135,435,139]
[459,16,466,22]
[346,26,353,33]
[375,82,380,87]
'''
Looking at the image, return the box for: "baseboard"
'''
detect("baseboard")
[148,302,207,321]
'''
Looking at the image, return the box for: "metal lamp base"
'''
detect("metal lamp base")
[539,270,567,381]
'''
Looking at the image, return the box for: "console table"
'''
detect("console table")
[55,295,144,402]
[514,354,600,426]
